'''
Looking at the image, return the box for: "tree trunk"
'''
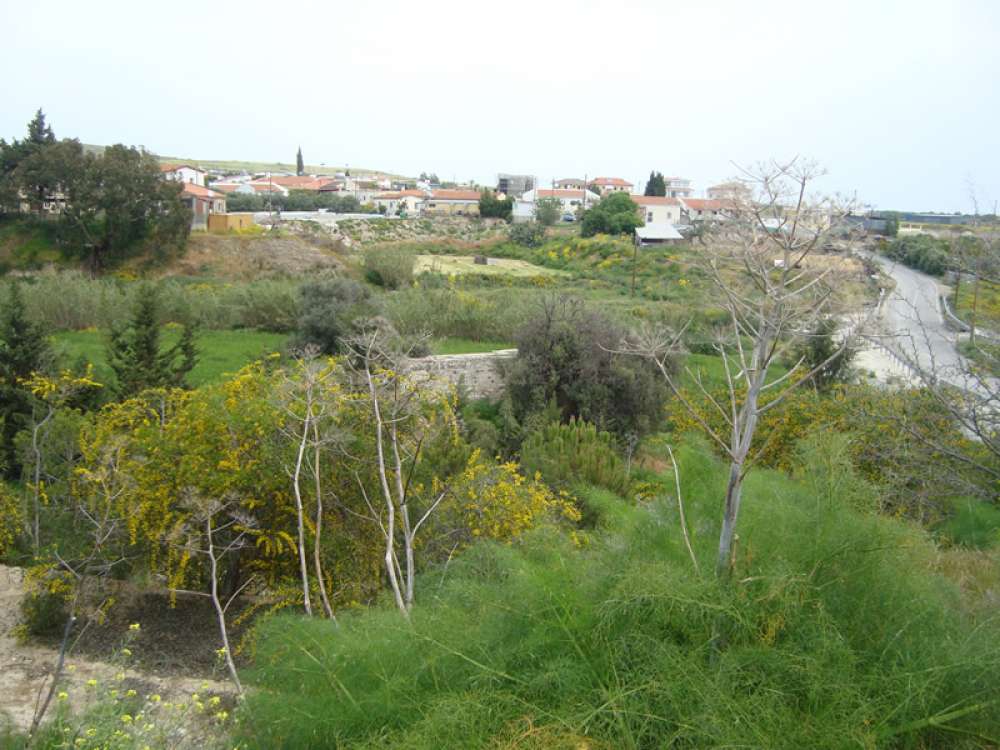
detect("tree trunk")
[311,427,335,621]
[291,407,313,616]
[716,461,743,578]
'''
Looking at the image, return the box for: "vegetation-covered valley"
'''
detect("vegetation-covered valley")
[0,141,998,749]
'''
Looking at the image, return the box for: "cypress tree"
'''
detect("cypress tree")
[296,147,304,176]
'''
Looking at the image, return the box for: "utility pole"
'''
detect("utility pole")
[583,173,588,210]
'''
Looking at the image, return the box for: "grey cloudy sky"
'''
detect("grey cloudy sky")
[2,0,998,211]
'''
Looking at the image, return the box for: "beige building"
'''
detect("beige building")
[680,198,732,223]
[422,189,481,215]
[589,176,633,193]
[373,189,426,216]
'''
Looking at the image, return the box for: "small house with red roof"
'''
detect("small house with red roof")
[179,183,227,230]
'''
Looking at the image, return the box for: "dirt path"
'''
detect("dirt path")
[0,565,233,733]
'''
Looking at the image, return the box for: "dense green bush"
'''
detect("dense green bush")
[508,221,547,247]
[580,192,642,237]
[363,246,415,290]
[882,234,950,275]
[237,439,1000,748]
[520,419,630,497]
[502,295,671,441]
[938,498,1000,549]
[292,278,374,354]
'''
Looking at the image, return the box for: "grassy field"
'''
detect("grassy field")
[415,254,567,277]
[0,218,64,270]
[430,338,514,355]
[955,278,1000,329]
[52,328,287,388]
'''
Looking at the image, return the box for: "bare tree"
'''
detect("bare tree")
[346,326,449,616]
[171,490,256,696]
[627,159,864,577]
[275,348,340,618]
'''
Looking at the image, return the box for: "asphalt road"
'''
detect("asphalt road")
[863,251,966,377]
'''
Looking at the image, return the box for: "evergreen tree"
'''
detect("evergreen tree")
[296,147,304,176]
[107,286,197,398]
[644,171,666,197]
[26,109,56,146]
[0,282,52,476]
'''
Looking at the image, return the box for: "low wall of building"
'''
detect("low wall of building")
[404,349,516,400]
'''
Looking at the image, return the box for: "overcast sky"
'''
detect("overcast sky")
[2,0,998,211]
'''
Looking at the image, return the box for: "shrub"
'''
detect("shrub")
[364,246,415,289]
[882,234,950,275]
[19,563,73,637]
[580,192,642,237]
[939,498,1000,549]
[535,197,562,227]
[238,442,1000,749]
[0,483,22,559]
[293,278,374,354]
[520,419,630,497]
[508,221,547,247]
[502,295,671,441]
[386,287,535,342]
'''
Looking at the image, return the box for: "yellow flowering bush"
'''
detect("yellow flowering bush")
[439,450,580,546]
[18,563,75,637]
[0,482,22,558]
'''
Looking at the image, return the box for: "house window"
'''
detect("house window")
[647,212,653,222]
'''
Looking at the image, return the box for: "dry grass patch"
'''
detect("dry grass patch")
[415,255,567,277]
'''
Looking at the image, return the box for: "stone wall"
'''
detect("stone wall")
[404,349,517,400]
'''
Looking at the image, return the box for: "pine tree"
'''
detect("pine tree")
[296,147,304,176]
[107,286,197,398]
[26,109,56,145]
[0,282,52,476]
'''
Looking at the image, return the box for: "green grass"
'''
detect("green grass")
[430,338,514,355]
[236,438,1000,749]
[52,328,287,388]
[0,217,64,270]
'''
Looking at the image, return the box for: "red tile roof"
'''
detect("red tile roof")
[537,189,594,199]
[270,176,337,191]
[160,163,205,174]
[681,198,727,211]
[632,195,681,206]
[590,177,633,187]
[181,183,226,200]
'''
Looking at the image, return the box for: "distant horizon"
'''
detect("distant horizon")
[3,0,998,214]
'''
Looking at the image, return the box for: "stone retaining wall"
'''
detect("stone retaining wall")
[404,349,517,400]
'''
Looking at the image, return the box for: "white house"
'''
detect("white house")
[554,178,586,189]
[160,164,206,187]
[521,188,601,215]
[632,195,683,225]
[663,177,693,198]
